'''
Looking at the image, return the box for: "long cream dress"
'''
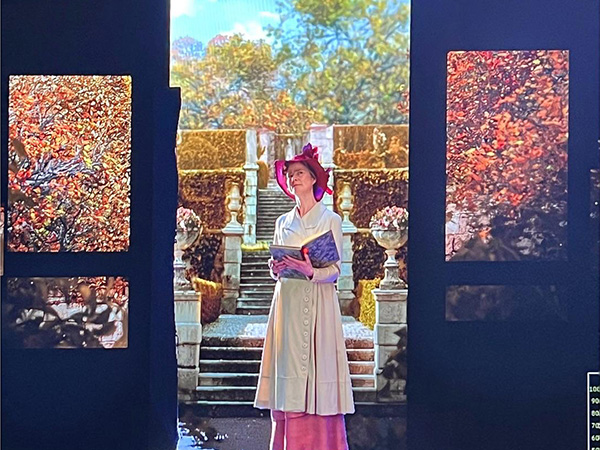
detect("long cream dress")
[254,201,355,415]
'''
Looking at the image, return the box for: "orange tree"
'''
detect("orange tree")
[446,50,569,260]
[8,75,131,252]
[170,34,321,132]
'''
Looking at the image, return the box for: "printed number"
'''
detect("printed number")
[593,411,600,417]
[591,387,600,393]
[592,435,600,441]
[593,423,600,429]
[593,399,600,404]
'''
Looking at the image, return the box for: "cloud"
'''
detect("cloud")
[171,0,196,18]
[224,20,271,42]
[259,11,280,21]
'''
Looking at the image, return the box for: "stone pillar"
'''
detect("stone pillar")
[221,184,244,314]
[373,288,408,402]
[308,124,335,211]
[243,129,258,245]
[337,182,357,315]
[174,289,202,399]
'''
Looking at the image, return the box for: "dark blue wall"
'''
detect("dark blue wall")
[1,1,179,449]
[409,1,599,449]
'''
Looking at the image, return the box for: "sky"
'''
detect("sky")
[170,0,280,45]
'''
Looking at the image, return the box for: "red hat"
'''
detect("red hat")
[274,143,333,202]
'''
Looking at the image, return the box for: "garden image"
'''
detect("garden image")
[170,0,410,448]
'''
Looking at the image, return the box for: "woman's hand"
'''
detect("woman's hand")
[282,249,314,279]
[268,257,286,276]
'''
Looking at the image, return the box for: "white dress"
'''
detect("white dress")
[253,201,355,415]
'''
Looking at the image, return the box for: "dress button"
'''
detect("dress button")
[302,355,308,360]
[302,343,308,348]
[303,331,308,337]
[304,297,309,302]
[305,287,310,293]
[303,308,309,313]
[301,366,307,371]
[303,320,309,325]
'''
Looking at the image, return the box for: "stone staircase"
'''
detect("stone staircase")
[192,315,376,405]
[236,185,295,315]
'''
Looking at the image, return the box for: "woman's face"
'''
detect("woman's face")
[286,162,316,198]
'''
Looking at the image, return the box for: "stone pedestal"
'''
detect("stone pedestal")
[174,289,202,397]
[308,124,335,211]
[222,222,243,314]
[243,130,258,244]
[337,182,357,315]
[338,226,356,315]
[373,288,408,402]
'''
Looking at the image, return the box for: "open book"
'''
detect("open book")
[269,230,340,280]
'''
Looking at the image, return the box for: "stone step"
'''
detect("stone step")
[239,279,273,285]
[201,338,373,352]
[236,307,271,315]
[239,282,276,289]
[240,290,275,298]
[198,359,374,375]
[200,347,264,360]
[199,359,261,373]
[193,385,376,402]
[240,272,272,279]
[202,337,265,348]
[241,260,271,266]
[237,299,272,307]
[347,349,375,361]
[198,372,374,388]
[241,252,271,259]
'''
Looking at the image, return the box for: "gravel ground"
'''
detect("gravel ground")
[203,314,373,341]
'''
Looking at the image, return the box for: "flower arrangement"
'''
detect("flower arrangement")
[176,207,202,232]
[369,206,409,230]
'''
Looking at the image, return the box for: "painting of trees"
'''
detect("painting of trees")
[170,0,410,131]
[270,0,410,124]
[170,35,321,132]
[8,75,132,252]
[446,50,569,261]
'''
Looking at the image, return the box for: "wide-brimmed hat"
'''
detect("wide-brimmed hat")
[274,143,333,202]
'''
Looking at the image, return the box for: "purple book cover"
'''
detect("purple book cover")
[269,230,340,280]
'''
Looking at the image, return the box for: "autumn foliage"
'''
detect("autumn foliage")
[446,50,569,260]
[8,75,132,252]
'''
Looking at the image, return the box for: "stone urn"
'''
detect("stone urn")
[370,206,409,290]
[174,207,203,290]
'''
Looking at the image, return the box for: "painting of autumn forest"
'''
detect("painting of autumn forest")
[445,50,569,262]
[8,75,132,252]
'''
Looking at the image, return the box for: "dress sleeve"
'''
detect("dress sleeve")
[310,214,343,283]
[269,217,281,281]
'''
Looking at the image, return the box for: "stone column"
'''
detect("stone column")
[243,129,258,245]
[373,288,408,402]
[174,289,202,399]
[221,184,244,314]
[337,182,357,315]
[308,124,335,211]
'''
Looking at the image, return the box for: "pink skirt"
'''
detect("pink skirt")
[270,410,349,450]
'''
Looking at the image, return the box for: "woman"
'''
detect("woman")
[254,143,354,450]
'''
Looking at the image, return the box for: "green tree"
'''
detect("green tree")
[170,34,321,132]
[269,0,410,124]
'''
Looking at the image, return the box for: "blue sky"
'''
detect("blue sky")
[170,0,280,44]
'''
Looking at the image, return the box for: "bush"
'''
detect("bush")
[356,278,381,330]
[192,278,223,325]
[257,160,270,189]
[176,130,246,170]
[178,169,245,229]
